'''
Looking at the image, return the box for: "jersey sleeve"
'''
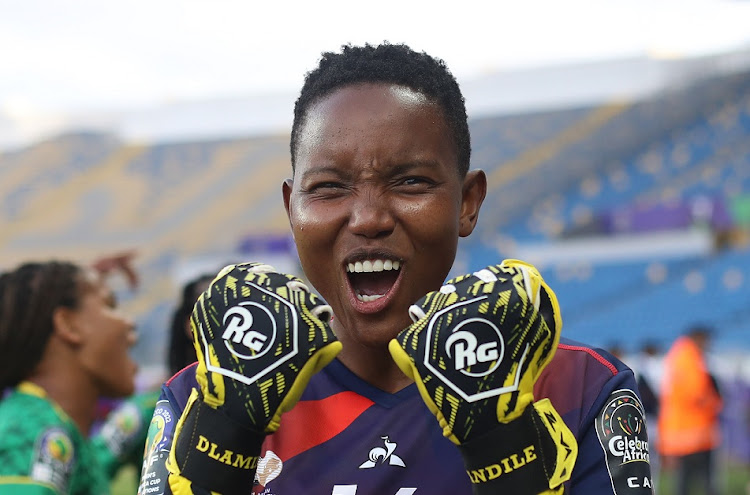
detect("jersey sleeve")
[91,390,160,478]
[570,368,655,494]
[0,479,59,494]
[138,365,213,495]
[0,426,77,495]
[137,387,181,495]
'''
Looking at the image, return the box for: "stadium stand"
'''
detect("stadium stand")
[1,65,749,369]
[459,67,750,353]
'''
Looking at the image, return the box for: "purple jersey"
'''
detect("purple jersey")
[139,338,653,494]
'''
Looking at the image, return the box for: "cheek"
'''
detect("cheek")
[291,197,339,230]
[290,200,341,255]
[95,320,135,365]
[79,333,135,396]
[101,341,136,395]
[405,196,461,240]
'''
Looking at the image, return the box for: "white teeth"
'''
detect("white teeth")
[357,293,384,302]
[347,259,401,273]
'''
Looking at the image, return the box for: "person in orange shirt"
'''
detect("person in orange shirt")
[658,326,723,495]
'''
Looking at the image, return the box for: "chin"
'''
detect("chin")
[359,314,411,348]
[119,378,137,397]
[105,364,138,398]
[99,383,135,399]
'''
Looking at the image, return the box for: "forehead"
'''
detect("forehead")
[295,83,456,168]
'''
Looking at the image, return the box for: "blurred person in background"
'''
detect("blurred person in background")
[659,325,723,495]
[166,273,215,376]
[628,341,663,486]
[0,257,155,494]
[632,342,661,423]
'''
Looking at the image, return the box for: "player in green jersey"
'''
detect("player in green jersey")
[0,259,154,494]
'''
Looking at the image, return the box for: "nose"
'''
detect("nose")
[348,190,395,239]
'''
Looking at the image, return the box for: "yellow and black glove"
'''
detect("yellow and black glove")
[167,263,341,494]
[389,259,577,495]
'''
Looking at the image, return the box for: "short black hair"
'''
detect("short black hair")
[291,42,471,176]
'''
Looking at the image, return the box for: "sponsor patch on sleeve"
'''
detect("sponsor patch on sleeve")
[99,401,143,458]
[30,427,75,493]
[595,389,654,493]
[137,399,175,495]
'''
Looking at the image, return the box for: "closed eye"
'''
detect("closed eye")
[304,180,350,196]
[298,166,350,195]
[404,177,426,185]
[396,176,436,189]
[313,181,343,190]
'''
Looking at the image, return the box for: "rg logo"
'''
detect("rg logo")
[221,303,276,359]
[444,317,503,377]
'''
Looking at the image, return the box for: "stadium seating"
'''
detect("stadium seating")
[2,67,749,367]
[462,68,750,352]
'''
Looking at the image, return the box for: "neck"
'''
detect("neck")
[334,336,414,394]
[27,367,98,436]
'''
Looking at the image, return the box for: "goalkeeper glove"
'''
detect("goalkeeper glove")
[167,263,341,494]
[389,259,577,495]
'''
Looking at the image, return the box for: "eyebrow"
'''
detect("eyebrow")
[299,160,441,181]
[298,165,344,182]
[388,160,441,174]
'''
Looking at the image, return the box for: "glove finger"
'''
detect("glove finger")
[501,259,562,372]
[247,262,278,274]
[515,263,541,312]
[408,303,427,323]
[502,259,562,333]
[286,279,311,293]
[284,278,333,323]
[310,303,333,323]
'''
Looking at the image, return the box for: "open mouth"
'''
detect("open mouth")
[346,258,401,303]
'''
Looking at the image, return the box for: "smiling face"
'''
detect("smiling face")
[284,83,485,353]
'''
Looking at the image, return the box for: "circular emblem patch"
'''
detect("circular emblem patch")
[595,389,654,493]
[31,428,75,493]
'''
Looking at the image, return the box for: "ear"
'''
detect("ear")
[184,319,194,342]
[52,307,84,346]
[282,178,294,231]
[459,170,487,237]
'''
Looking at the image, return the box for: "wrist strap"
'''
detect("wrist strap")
[174,398,265,493]
[458,401,575,495]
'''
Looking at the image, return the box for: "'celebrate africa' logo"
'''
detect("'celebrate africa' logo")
[599,391,650,463]
[595,388,653,493]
